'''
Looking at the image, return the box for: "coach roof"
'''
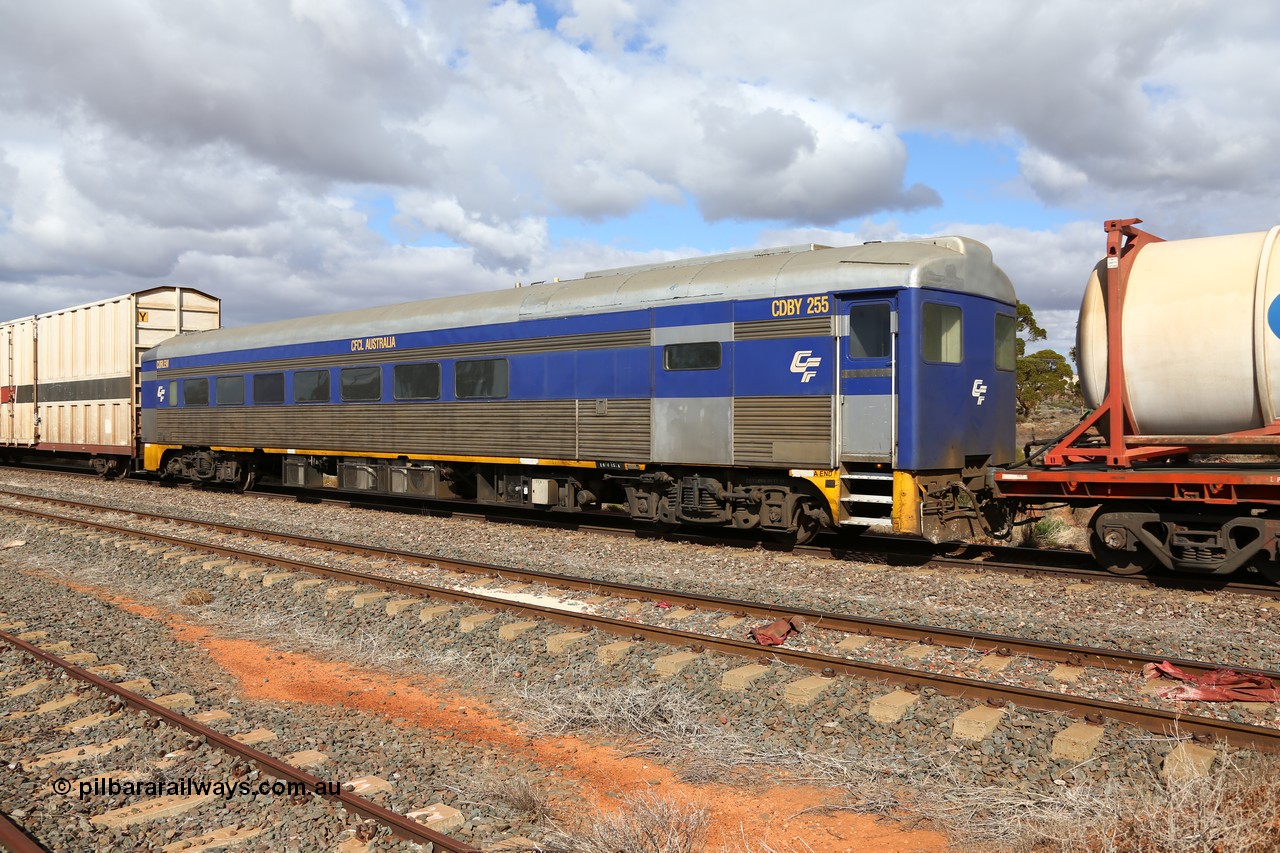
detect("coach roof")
[153,236,1013,358]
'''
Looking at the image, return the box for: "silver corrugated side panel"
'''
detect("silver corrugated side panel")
[154,401,575,459]
[734,396,833,466]
[155,396,655,464]
[577,399,651,461]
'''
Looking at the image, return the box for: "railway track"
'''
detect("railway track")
[0,623,478,851]
[2,490,1278,759]
[5,468,1280,597]
[244,481,1280,595]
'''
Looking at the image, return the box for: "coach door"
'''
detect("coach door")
[651,325,733,465]
[838,296,896,463]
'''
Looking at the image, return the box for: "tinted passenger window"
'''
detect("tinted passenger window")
[216,375,244,406]
[253,372,285,404]
[167,380,177,406]
[293,370,331,403]
[663,342,721,371]
[455,359,508,399]
[923,303,962,364]
[994,313,1016,371]
[849,304,891,358]
[183,378,209,407]
[340,366,381,402]
[393,363,441,400]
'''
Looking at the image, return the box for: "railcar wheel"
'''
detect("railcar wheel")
[792,506,822,546]
[765,502,822,547]
[1088,519,1157,576]
[648,495,678,534]
[92,457,125,479]
[1251,557,1280,585]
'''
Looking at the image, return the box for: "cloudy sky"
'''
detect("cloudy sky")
[1,0,1277,357]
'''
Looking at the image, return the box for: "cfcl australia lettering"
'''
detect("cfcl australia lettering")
[350,335,398,352]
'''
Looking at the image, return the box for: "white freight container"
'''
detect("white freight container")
[0,287,220,458]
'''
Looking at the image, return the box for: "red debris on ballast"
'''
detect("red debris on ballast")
[749,617,804,646]
[1143,660,1280,702]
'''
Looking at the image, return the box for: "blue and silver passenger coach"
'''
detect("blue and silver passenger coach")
[141,237,1016,542]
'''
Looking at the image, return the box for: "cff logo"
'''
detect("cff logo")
[156,385,166,403]
[790,350,822,382]
[971,378,988,405]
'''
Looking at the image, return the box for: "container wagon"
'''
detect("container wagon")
[0,287,221,475]
[995,219,1280,578]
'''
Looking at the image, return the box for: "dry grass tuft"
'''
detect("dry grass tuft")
[449,773,557,824]
[487,776,556,822]
[1065,754,1280,853]
[512,679,788,777]
[790,741,1280,852]
[1015,507,1092,551]
[828,747,1280,853]
[1018,515,1072,549]
[179,588,213,606]
[547,792,708,853]
[516,681,706,740]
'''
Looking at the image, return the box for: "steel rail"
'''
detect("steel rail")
[0,495,1268,682]
[0,812,46,853]
[238,481,1280,596]
[0,630,480,852]
[4,502,1279,753]
[4,478,1279,597]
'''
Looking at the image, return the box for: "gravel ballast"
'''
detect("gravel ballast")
[0,561,568,851]
[4,469,1280,851]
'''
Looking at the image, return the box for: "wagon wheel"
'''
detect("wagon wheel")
[97,459,125,480]
[1249,555,1280,585]
[236,466,257,493]
[1088,505,1158,576]
[648,494,678,535]
[766,500,823,548]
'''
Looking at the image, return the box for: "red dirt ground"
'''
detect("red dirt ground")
[46,574,950,852]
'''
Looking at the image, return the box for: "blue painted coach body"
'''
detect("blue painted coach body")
[142,239,1016,475]
[892,287,1016,471]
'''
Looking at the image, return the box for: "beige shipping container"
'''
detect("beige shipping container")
[1,287,219,458]
[0,318,35,446]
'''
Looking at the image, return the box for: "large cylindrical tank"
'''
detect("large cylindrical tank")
[1078,227,1280,435]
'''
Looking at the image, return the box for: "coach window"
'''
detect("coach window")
[393,362,441,400]
[455,358,508,399]
[994,313,1016,371]
[216,375,244,406]
[183,378,209,407]
[340,366,381,402]
[663,342,721,371]
[167,380,177,406]
[293,369,331,403]
[253,372,285,404]
[922,303,963,364]
[848,304,891,358]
